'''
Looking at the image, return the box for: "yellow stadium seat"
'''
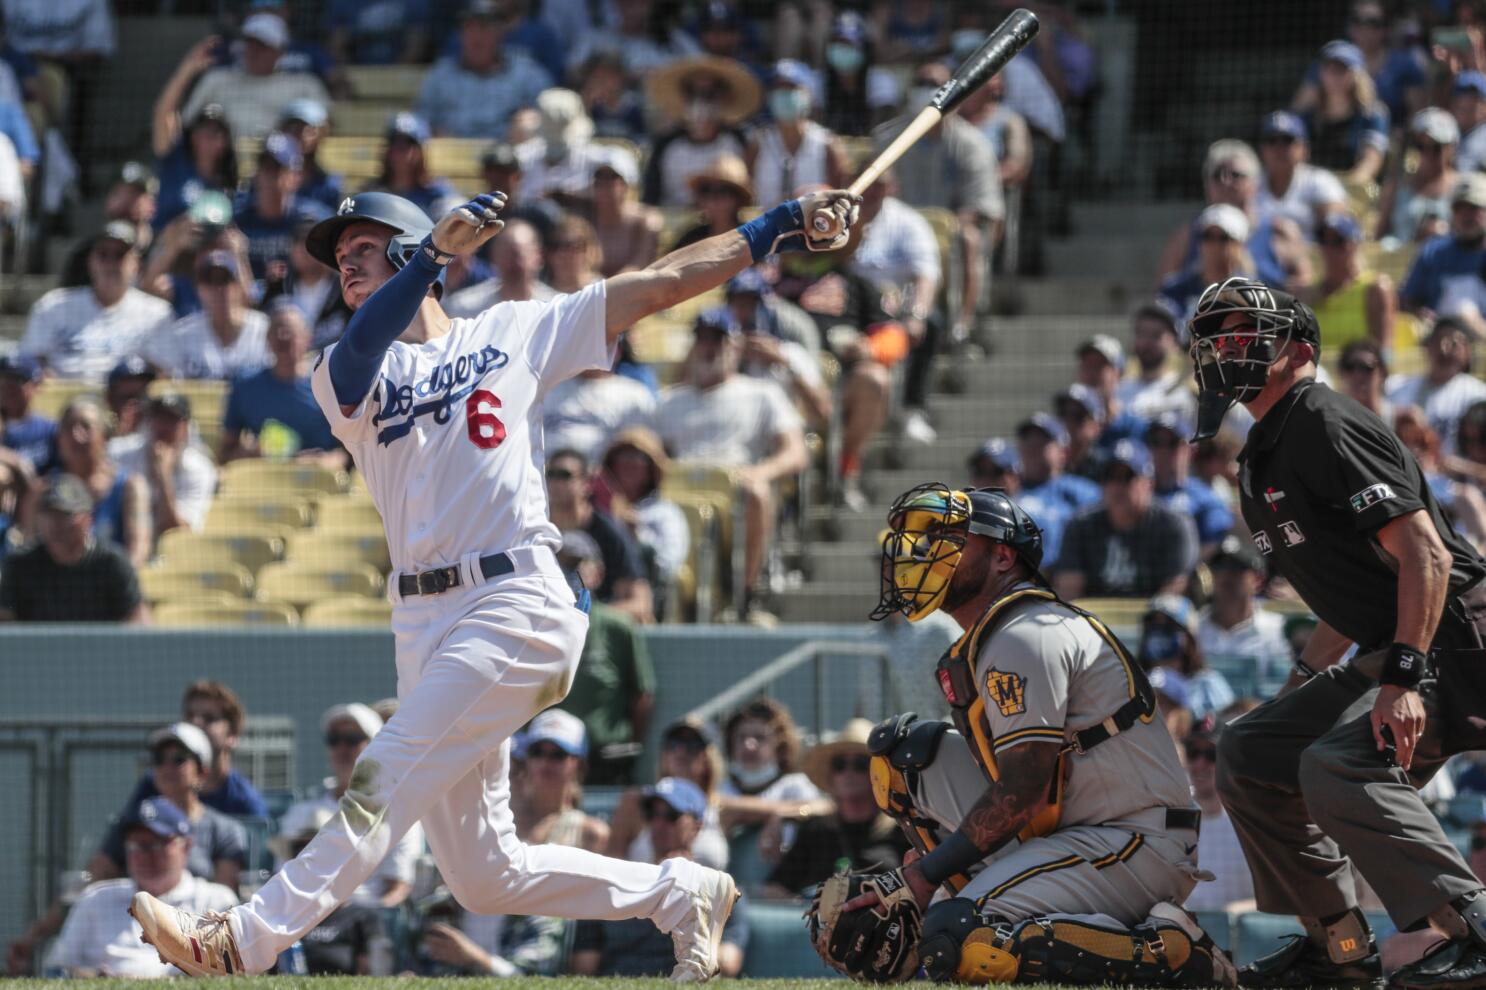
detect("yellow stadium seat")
[153,599,299,627]
[30,381,99,421]
[1072,597,1149,630]
[285,530,392,573]
[139,561,254,603]
[156,530,284,576]
[220,460,349,498]
[302,596,393,627]
[345,65,427,102]
[629,318,694,365]
[426,138,489,187]
[665,462,737,506]
[206,496,313,531]
[331,101,407,137]
[315,136,383,184]
[256,561,384,609]
[311,496,385,533]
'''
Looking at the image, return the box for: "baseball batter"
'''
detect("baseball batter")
[807,484,1233,987]
[129,186,861,980]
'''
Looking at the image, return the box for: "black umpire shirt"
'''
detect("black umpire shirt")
[1237,378,1486,650]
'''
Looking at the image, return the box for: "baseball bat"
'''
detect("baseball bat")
[810,8,1041,237]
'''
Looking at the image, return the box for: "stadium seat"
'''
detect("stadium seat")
[315,136,382,184]
[1193,911,1232,952]
[580,786,628,822]
[344,65,427,102]
[256,560,384,609]
[285,530,392,573]
[331,101,407,137]
[302,595,392,627]
[138,561,254,603]
[741,900,840,978]
[152,599,299,627]
[205,496,314,533]
[220,460,349,498]
[30,380,98,420]
[309,496,385,533]
[156,530,284,576]
[425,138,489,189]
[1446,793,1486,827]
[1072,597,1148,630]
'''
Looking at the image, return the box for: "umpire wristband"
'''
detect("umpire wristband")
[915,831,984,887]
[1380,642,1428,687]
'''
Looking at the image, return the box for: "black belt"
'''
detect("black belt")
[1166,808,1201,834]
[398,552,514,598]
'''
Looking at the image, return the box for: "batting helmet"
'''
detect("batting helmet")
[871,483,1045,623]
[305,192,437,274]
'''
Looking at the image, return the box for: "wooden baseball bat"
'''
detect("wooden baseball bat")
[810,8,1041,238]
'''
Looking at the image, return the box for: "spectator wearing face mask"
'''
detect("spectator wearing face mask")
[642,56,758,208]
[822,11,899,138]
[744,60,847,209]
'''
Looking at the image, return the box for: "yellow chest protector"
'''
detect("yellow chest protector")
[934,587,1157,841]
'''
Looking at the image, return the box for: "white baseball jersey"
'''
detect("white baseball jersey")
[311,280,612,574]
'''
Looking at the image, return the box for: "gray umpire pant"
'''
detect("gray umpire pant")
[1215,588,1486,931]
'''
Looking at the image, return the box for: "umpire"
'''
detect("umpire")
[1188,277,1486,990]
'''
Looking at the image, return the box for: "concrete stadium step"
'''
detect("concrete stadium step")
[0,313,27,342]
[774,584,878,624]
[970,315,1127,355]
[1068,200,1201,238]
[867,434,988,473]
[1044,234,1169,282]
[2,274,55,315]
[807,505,895,545]
[992,275,1147,316]
[803,544,881,584]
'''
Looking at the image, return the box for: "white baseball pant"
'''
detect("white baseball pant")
[227,545,709,973]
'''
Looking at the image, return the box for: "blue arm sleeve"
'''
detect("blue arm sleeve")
[327,247,444,406]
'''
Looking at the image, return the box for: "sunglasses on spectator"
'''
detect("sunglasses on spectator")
[695,183,737,199]
[1185,743,1218,763]
[151,748,192,767]
[1350,15,1385,27]
[830,754,871,774]
[1261,134,1297,146]
[526,743,570,761]
[546,467,578,482]
[1199,230,1233,244]
[1340,359,1379,373]
[1415,140,1444,154]
[663,735,707,755]
[125,838,178,855]
[324,733,367,748]
[645,803,685,823]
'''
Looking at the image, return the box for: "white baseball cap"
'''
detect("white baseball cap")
[241,12,289,49]
[148,721,213,767]
[1196,203,1251,243]
[1412,107,1461,146]
[320,702,383,740]
[524,709,587,758]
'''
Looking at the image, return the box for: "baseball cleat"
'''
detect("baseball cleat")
[129,891,245,976]
[1388,939,1486,990]
[1238,933,1384,990]
[670,867,740,982]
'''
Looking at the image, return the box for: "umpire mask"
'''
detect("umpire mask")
[1187,277,1316,441]
[872,483,1044,623]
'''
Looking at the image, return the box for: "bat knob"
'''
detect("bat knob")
[811,214,832,233]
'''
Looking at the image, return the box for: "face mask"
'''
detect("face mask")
[685,99,717,133]
[769,88,809,123]
[1141,629,1183,664]
[827,42,864,75]
[730,761,779,792]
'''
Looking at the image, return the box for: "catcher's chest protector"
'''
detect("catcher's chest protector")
[934,588,1155,841]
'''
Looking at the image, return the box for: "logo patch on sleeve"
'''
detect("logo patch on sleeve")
[985,668,1028,717]
[1350,483,1396,512]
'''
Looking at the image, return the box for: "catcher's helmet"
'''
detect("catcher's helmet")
[1186,276,1319,440]
[305,192,437,275]
[871,483,1045,623]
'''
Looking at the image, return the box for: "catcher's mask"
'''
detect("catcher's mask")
[871,483,1045,623]
[1187,277,1316,441]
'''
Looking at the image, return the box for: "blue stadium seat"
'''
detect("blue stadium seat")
[1446,794,1486,828]
[1194,910,1233,952]
[741,900,842,978]
[727,825,772,895]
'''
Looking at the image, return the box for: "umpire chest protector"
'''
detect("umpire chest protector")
[935,586,1158,839]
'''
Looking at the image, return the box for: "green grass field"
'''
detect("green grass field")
[5,981,850,990]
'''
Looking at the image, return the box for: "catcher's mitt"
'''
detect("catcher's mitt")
[806,870,923,983]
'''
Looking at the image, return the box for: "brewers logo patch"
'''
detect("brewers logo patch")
[986,668,1027,716]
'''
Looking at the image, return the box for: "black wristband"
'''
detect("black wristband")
[1380,642,1428,687]
[915,831,984,887]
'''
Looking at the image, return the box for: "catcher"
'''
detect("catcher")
[807,484,1235,986]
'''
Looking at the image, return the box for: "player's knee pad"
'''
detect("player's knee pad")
[1014,907,1234,988]
[918,898,1021,985]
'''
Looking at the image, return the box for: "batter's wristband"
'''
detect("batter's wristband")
[915,831,984,887]
[1380,642,1428,687]
[736,201,804,262]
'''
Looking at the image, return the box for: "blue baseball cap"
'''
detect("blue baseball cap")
[120,797,192,840]
[698,0,741,28]
[1320,39,1364,70]
[259,131,302,170]
[108,354,157,385]
[280,98,328,129]
[968,437,1019,474]
[1321,212,1362,243]
[772,58,815,90]
[386,111,430,145]
[0,353,41,382]
[1146,592,1198,635]
[725,267,772,298]
[1144,409,1194,442]
[832,10,868,46]
[1454,70,1486,98]
[1103,438,1154,479]
[1260,110,1307,142]
[1017,411,1070,447]
[694,307,740,337]
[644,777,708,818]
[524,709,587,758]
[1055,383,1105,424]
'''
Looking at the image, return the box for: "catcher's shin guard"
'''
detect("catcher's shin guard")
[919,898,1021,984]
[1015,904,1237,988]
[868,714,971,890]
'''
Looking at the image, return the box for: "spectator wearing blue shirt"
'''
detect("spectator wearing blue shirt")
[233,132,331,281]
[220,302,344,467]
[327,0,429,65]
[415,0,553,140]
[277,100,342,213]
[967,437,1069,568]
[1454,72,1486,174]
[360,113,456,220]
[0,354,54,473]
[1401,173,1486,319]
[1301,40,1389,186]
[1138,594,1236,721]
[1015,412,1100,516]
[151,37,240,232]
[1146,411,1234,555]
[1159,203,1277,323]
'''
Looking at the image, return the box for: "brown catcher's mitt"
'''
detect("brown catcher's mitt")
[806,870,923,983]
